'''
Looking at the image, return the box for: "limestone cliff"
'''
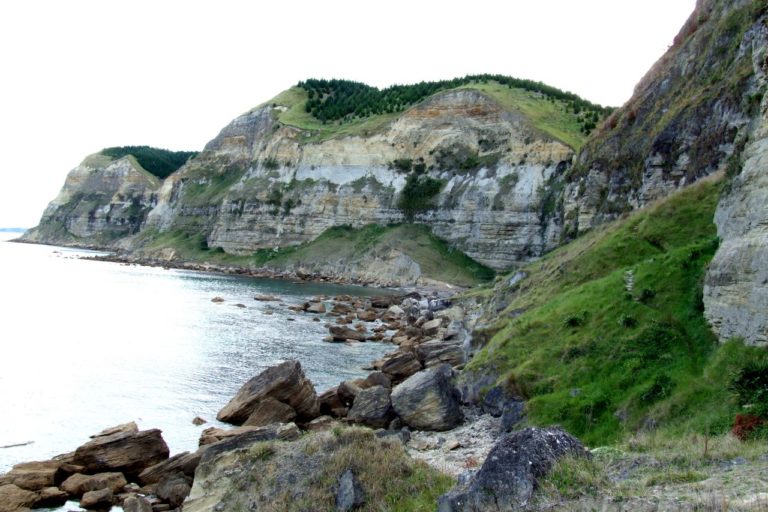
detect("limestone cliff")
[141,88,574,271]
[562,0,767,236]
[22,154,161,246]
[704,24,768,346]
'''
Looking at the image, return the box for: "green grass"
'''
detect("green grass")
[265,82,590,149]
[466,176,768,444]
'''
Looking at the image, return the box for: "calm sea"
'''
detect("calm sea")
[0,234,392,477]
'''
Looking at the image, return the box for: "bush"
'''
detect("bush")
[730,360,768,417]
[101,146,197,179]
[397,174,444,220]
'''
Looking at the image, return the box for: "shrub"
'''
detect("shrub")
[397,174,444,220]
[730,360,768,417]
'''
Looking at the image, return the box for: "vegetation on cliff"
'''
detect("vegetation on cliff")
[467,176,768,444]
[101,146,198,179]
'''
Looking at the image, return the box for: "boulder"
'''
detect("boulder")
[0,460,72,491]
[391,365,463,431]
[80,487,113,509]
[72,428,169,478]
[337,379,367,407]
[217,360,319,425]
[438,427,589,511]
[481,386,526,431]
[363,371,391,389]
[122,495,153,512]
[328,325,367,342]
[335,469,365,511]
[381,353,422,382]
[156,475,191,508]
[356,309,377,322]
[415,341,464,368]
[305,302,326,314]
[318,386,346,416]
[33,487,68,508]
[138,450,203,485]
[0,484,37,512]
[347,386,394,428]
[192,416,207,426]
[422,317,443,337]
[306,416,338,431]
[243,397,297,427]
[61,472,127,497]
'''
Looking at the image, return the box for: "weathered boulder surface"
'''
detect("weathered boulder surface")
[123,495,153,512]
[72,427,169,478]
[0,484,37,512]
[438,426,589,511]
[32,487,68,508]
[138,450,203,485]
[391,365,463,431]
[0,459,74,491]
[217,360,319,425]
[80,487,113,509]
[243,397,297,427]
[335,469,365,512]
[347,386,393,428]
[381,353,422,382]
[60,472,127,497]
[328,325,367,342]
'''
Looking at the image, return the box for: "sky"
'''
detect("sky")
[0,0,696,228]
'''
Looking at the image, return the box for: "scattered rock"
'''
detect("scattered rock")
[381,352,422,382]
[305,302,327,314]
[422,317,443,337]
[306,416,338,431]
[192,416,207,426]
[254,294,280,302]
[416,341,464,368]
[328,325,367,342]
[335,469,365,511]
[217,360,319,425]
[243,397,297,427]
[211,296,225,303]
[337,379,367,407]
[80,487,113,509]
[91,422,138,438]
[438,426,589,511]
[356,309,377,322]
[391,364,463,431]
[363,371,391,389]
[33,486,68,508]
[72,427,169,479]
[61,472,127,497]
[347,386,394,428]
[234,303,247,308]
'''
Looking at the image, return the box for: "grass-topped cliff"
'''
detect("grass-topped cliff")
[465,175,768,445]
[100,146,198,179]
[265,74,612,149]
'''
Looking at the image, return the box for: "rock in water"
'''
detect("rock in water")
[71,427,169,479]
[33,487,68,508]
[391,364,462,431]
[438,426,589,511]
[347,386,393,428]
[335,469,365,511]
[0,459,71,491]
[217,360,319,425]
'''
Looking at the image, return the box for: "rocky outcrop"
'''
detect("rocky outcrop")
[217,360,319,424]
[21,153,160,246]
[438,426,589,511]
[71,427,169,479]
[391,364,463,431]
[563,0,767,235]
[704,23,768,346]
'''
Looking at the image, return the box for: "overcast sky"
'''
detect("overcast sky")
[0,0,695,228]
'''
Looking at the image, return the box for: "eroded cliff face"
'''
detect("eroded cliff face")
[143,89,573,270]
[704,26,768,346]
[22,154,160,246]
[562,0,767,235]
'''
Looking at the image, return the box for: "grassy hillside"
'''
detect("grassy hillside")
[138,223,494,288]
[466,175,768,444]
[265,76,611,150]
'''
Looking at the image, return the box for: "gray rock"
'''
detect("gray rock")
[156,475,191,508]
[481,386,526,431]
[391,365,463,431]
[123,495,153,512]
[438,426,589,511]
[217,360,319,425]
[348,386,393,428]
[335,469,364,511]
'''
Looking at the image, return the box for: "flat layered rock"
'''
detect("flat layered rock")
[138,450,203,485]
[328,325,367,342]
[60,472,127,497]
[347,386,393,428]
[243,397,297,427]
[0,484,37,512]
[0,460,73,491]
[381,352,422,382]
[80,487,113,509]
[72,428,169,479]
[217,360,319,425]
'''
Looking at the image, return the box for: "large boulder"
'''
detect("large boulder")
[415,340,464,368]
[79,487,113,509]
[156,474,191,508]
[217,360,319,425]
[72,427,169,478]
[347,386,394,428]
[380,352,422,382]
[391,365,463,431]
[138,450,203,485]
[243,397,298,427]
[438,426,589,511]
[0,484,37,512]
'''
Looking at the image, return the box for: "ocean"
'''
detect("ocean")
[0,234,393,479]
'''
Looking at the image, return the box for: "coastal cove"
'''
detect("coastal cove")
[0,234,394,474]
